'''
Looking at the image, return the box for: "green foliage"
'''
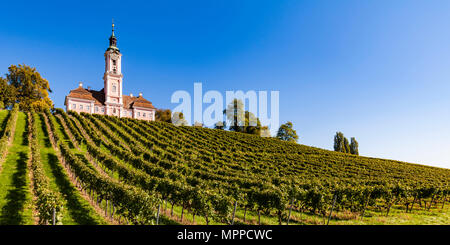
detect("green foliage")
[223,99,263,135]
[0,77,16,109]
[334,132,350,153]
[28,112,64,224]
[0,104,19,161]
[214,121,225,130]
[276,122,298,142]
[343,137,350,153]
[4,64,53,112]
[350,137,359,155]
[155,109,172,123]
[36,108,450,224]
[172,112,188,126]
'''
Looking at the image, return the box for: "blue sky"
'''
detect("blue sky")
[1,0,450,168]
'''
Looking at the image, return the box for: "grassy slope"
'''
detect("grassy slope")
[44,114,107,224]
[0,112,33,225]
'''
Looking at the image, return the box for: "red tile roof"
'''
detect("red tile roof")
[123,95,155,109]
[67,86,155,109]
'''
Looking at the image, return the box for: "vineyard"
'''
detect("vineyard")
[0,107,449,225]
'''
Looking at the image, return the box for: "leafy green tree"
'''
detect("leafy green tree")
[6,64,53,111]
[155,109,172,123]
[350,137,359,155]
[172,112,189,126]
[334,132,345,152]
[0,77,16,109]
[343,137,350,153]
[260,126,271,137]
[276,122,298,142]
[224,99,245,132]
[223,98,262,135]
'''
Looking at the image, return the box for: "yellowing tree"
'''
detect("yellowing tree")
[5,64,53,111]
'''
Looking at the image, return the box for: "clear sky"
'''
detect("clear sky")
[1,0,449,169]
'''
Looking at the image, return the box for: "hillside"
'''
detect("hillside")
[0,108,449,225]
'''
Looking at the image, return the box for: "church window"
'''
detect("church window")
[72,104,76,109]
[143,113,146,117]
[112,85,117,92]
[80,105,83,110]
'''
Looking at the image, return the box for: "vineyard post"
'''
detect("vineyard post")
[181,205,184,222]
[231,201,237,225]
[258,210,261,225]
[409,194,417,213]
[442,195,447,209]
[428,194,436,211]
[156,204,161,225]
[287,197,294,225]
[52,208,56,225]
[360,192,371,220]
[326,194,337,226]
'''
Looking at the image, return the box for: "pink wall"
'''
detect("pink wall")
[134,108,155,121]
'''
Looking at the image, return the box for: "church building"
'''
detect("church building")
[65,23,156,121]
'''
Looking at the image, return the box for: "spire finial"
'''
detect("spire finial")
[111,18,115,36]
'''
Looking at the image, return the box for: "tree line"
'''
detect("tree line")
[334,132,359,155]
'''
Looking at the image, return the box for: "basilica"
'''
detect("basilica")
[65,23,156,121]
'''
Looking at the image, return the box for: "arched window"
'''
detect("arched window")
[112,85,117,92]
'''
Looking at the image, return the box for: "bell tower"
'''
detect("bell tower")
[104,20,123,116]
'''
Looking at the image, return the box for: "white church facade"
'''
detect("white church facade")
[65,23,156,121]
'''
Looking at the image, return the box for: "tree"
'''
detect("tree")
[343,137,350,153]
[334,132,351,153]
[223,98,262,135]
[172,112,188,126]
[224,99,245,132]
[214,121,225,130]
[194,121,203,127]
[0,77,16,109]
[350,137,359,155]
[6,64,53,111]
[260,126,271,138]
[334,132,345,153]
[276,122,298,142]
[155,109,172,123]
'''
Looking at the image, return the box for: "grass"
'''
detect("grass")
[35,113,107,225]
[0,112,33,225]
[0,110,10,136]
